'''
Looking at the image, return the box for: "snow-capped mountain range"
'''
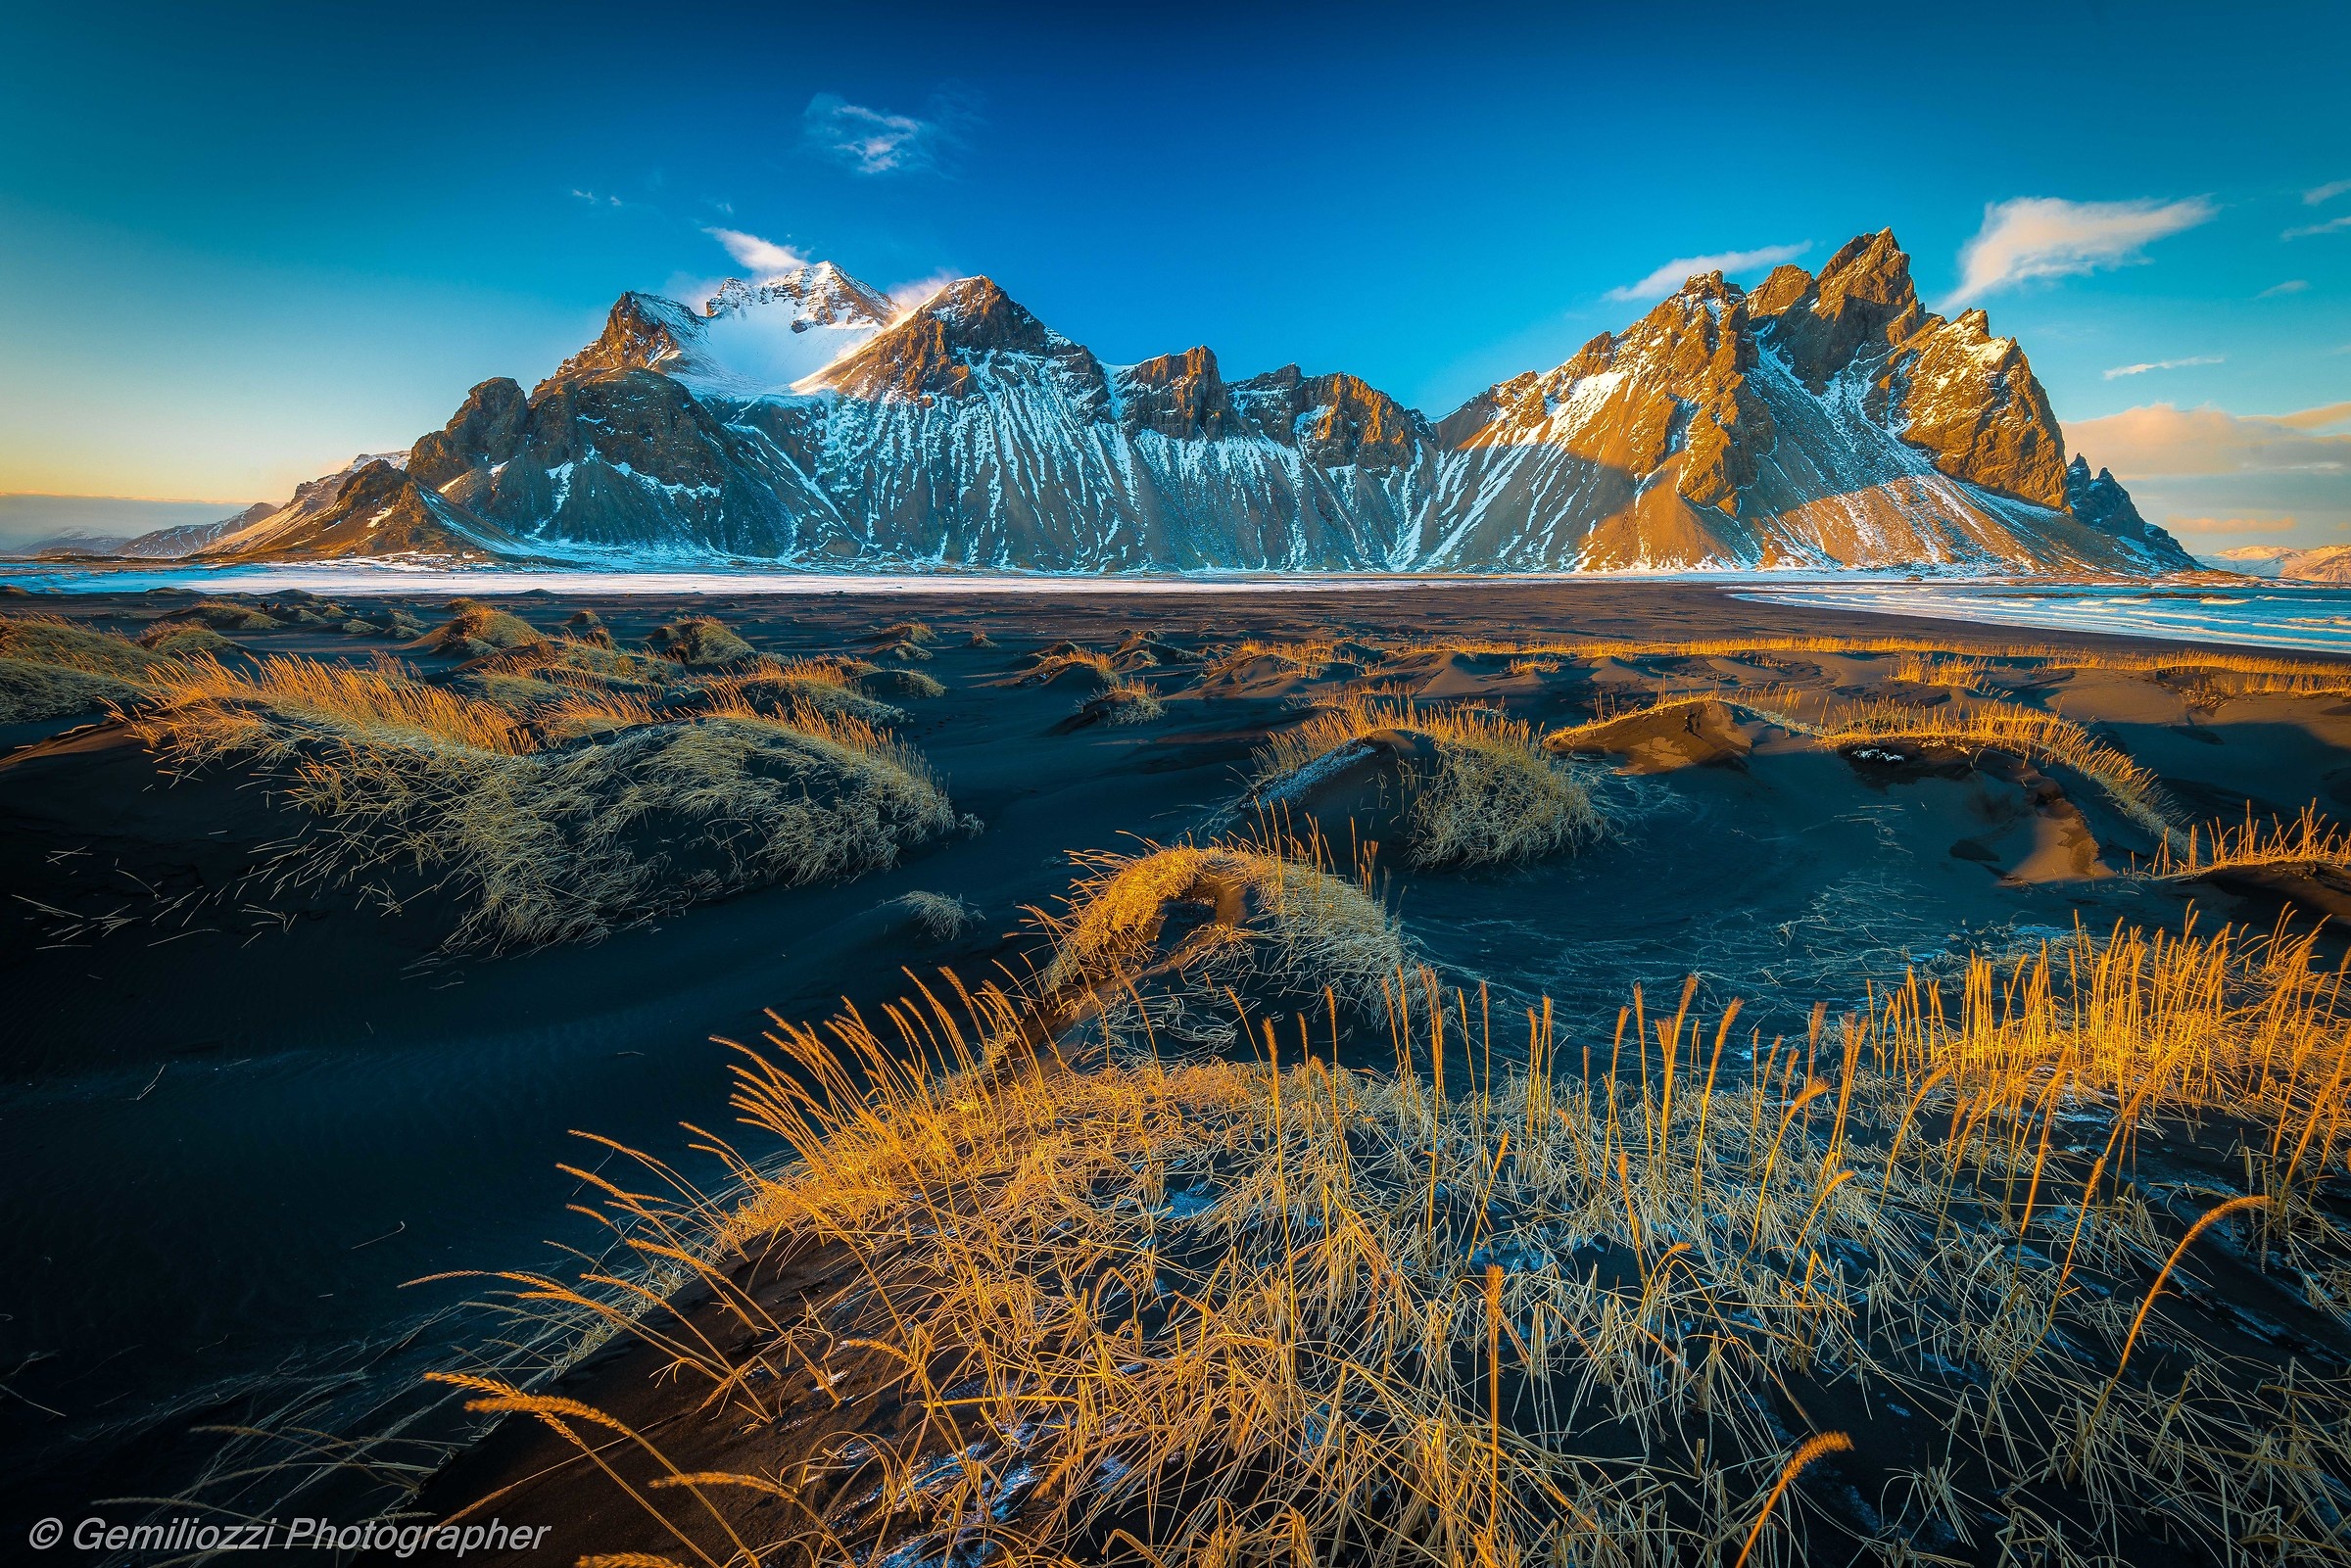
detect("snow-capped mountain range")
[2209,546,2351,582]
[131,231,2192,575]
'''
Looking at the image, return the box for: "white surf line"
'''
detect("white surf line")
[1739,583,2351,656]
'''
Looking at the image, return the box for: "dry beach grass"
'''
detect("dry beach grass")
[17,590,2351,1565]
[428,906,2351,1568]
[1253,698,1600,869]
[114,650,961,952]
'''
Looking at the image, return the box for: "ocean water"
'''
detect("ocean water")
[1740,580,2351,654]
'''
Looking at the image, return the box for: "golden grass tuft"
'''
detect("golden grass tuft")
[1799,694,2173,838]
[178,597,283,633]
[670,661,907,729]
[409,599,546,657]
[645,615,755,667]
[1551,688,2176,842]
[132,651,532,758]
[118,652,960,951]
[1021,647,1163,721]
[2139,803,2351,879]
[0,612,215,719]
[1020,648,1121,689]
[141,624,247,659]
[0,613,173,680]
[1892,651,1989,689]
[0,656,145,722]
[1084,683,1164,726]
[1032,839,1408,1037]
[1256,696,1600,867]
[1196,637,1341,684]
[888,889,982,941]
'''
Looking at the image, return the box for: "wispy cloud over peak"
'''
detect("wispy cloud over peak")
[2259,279,2311,297]
[2305,178,2351,206]
[803,92,969,175]
[1602,242,1810,303]
[1949,196,2215,304]
[2103,355,2224,379]
[704,227,811,276]
[886,271,961,317]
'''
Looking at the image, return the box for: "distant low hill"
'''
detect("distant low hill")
[2211,545,2351,582]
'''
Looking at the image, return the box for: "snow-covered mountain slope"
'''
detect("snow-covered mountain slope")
[118,502,275,559]
[206,238,2192,574]
[205,452,425,555]
[1421,234,2181,572]
[550,261,893,399]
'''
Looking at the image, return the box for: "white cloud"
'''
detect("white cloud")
[705,227,811,276]
[2285,214,2351,240]
[2101,355,2224,379]
[1602,242,1811,303]
[1949,196,2216,303]
[803,93,947,175]
[886,271,960,317]
[571,188,623,208]
[2259,279,2311,297]
[2071,402,2351,477]
[2305,178,2351,205]
[2082,404,2351,550]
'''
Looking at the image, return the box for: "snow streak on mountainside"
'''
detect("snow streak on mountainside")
[196,241,2193,575]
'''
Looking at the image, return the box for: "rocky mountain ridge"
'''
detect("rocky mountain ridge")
[146,236,2193,574]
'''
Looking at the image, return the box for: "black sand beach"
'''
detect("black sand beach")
[5,580,2350,1563]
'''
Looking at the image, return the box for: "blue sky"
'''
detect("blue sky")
[1,0,2345,548]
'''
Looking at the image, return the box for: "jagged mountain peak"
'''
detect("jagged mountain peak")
[703,261,894,329]
[1665,268,1748,307]
[803,275,1100,405]
[908,276,1065,351]
[1419,228,2176,566]
[1818,227,1915,304]
[1117,348,1235,440]
[549,260,897,399]
[1755,228,1927,387]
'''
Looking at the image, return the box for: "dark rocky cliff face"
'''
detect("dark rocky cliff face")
[1744,231,2070,509]
[209,235,2192,575]
[1118,349,1236,441]
[408,378,529,502]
